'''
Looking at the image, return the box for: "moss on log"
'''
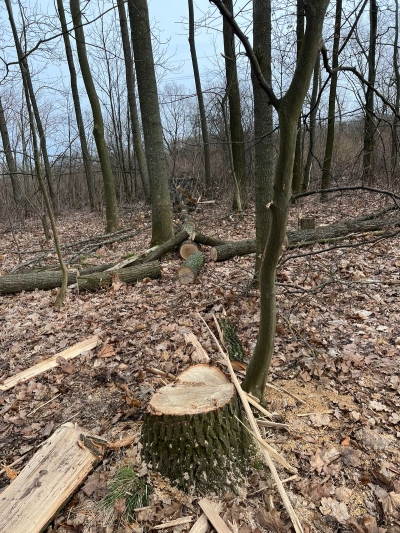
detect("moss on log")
[177,251,205,285]
[141,365,252,495]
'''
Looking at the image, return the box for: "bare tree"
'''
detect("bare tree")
[188,0,212,193]
[222,0,247,210]
[70,0,119,232]
[56,0,96,211]
[211,0,330,399]
[0,94,22,206]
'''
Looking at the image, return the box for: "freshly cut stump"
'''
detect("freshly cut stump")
[177,251,205,285]
[141,365,251,495]
[179,240,199,259]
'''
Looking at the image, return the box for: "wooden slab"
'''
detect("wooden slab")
[0,422,103,533]
[0,335,98,391]
[198,499,232,533]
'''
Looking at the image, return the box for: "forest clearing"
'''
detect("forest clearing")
[1,195,399,533]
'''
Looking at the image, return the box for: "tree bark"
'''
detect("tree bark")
[141,365,251,495]
[303,58,320,191]
[128,0,174,245]
[223,0,247,210]
[177,251,205,285]
[252,0,273,277]
[117,0,150,202]
[70,0,119,233]
[188,0,212,193]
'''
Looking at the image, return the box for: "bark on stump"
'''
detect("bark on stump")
[177,251,205,285]
[179,240,199,259]
[141,365,252,495]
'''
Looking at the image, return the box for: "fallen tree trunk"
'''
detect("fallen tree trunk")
[140,365,251,495]
[210,215,400,261]
[177,251,205,285]
[75,262,161,291]
[0,262,160,295]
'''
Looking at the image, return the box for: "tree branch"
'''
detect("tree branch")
[209,0,279,109]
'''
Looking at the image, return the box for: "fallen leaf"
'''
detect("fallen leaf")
[1,463,18,480]
[98,344,115,358]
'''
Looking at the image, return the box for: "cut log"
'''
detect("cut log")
[143,230,189,263]
[193,232,226,247]
[0,270,77,294]
[0,336,98,391]
[299,217,315,230]
[180,240,199,259]
[210,239,255,262]
[0,423,104,533]
[76,261,160,291]
[140,365,252,495]
[177,251,205,285]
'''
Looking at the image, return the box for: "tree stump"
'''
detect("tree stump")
[177,251,205,285]
[140,365,252,495]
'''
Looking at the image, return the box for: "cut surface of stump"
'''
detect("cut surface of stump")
[177,251,205,285]
[141,364,252,495]
[179,240,199,260]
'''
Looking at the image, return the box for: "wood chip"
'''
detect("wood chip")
[153,516,195,529]
[198,498,232,533]
[0,336,99,391]
[189,503,223,533]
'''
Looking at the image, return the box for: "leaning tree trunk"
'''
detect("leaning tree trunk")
[0,95,22,205]
[363,0,377,186]
[141,365,252,495]
[70,0,119,233]
[303,57,320,191]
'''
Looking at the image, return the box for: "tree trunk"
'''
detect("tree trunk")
[252,0,273,277]
[188,0,212,193]
[363,0,377,185]
[303,58,320,191]
[128,0,174,245]
[141,365,251,495]
[0,95,22,205]
[70,0,119,233]
[56,0,96,211]
[0,262,161,295]
[117,0,151,202]
[391,0,400,182]
[223,0,247,210]
[321,0,342,199]
[177,251,205,285]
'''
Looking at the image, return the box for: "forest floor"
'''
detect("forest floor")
[0,193,399,533]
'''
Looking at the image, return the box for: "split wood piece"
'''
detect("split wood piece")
[244,392,273,419]
[153,516,195,530]
[198,498,232,533]
[0,422,104,533]
[184,332,210,364]
[200,315,304,533]
[177,251,205,285]
[210,239,256,262]
[140,364,252,495]
[189,503,223,533]
[76,261,160,291]
[180,240,199,259]
[0,336,98,391]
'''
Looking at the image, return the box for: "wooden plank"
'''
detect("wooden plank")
[153,516,194,529]
[0,422,103,533]
[189,503,223,533]
[198,499,232,533]
[0,336,99,391]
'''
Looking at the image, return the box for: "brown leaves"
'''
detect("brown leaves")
[254,508,291,532]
